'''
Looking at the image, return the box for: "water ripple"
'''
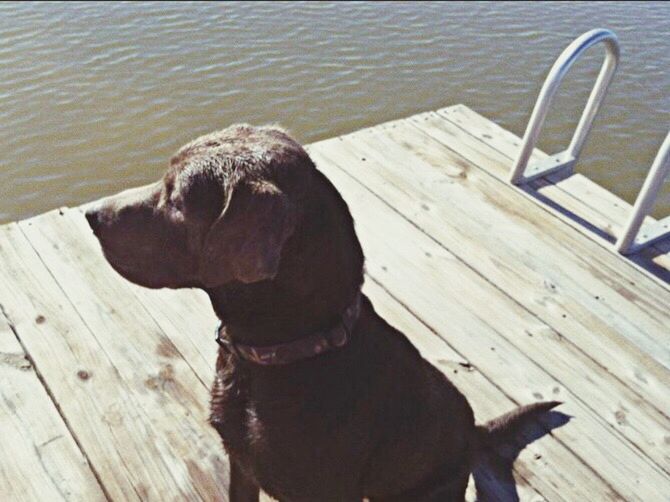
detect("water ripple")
[0,1,668,222]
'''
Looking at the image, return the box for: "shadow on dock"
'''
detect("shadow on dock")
[521,180,670,286]
[473,411,571,501]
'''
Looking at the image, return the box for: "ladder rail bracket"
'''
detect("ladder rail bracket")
[510,29,620,185]
[616,132,670,255]
[521,150,576,184]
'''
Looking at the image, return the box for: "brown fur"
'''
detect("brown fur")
[86,125,559,501]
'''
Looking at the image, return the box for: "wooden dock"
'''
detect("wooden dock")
[1,105,669,501]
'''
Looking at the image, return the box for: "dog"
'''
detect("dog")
[86,124,559,501]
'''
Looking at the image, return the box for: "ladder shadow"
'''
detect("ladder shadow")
[519,176,670,285]
[471,410,572,501]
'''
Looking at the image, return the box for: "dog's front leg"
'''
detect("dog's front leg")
[229,460,260,502]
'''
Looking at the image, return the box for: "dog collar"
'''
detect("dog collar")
[215,293,362,366]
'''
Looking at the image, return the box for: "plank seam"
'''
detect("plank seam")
[18,222,192,499]
[434,108,670,292]
[127,286,211,391]
[15,220,195,500]
[315,137,669,478]
[0,302,112,501]
[407,115,670,324]
[364,274,617,499]
[29,440,69,501]
[396,118,670,417]
[69,205,217,386]
[318,125,670,404]
[314,146,638,489]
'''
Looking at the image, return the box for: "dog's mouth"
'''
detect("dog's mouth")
[96,242,149,282]
[101,248,139,276]
[99,243,194,289]
[104,254,162,288]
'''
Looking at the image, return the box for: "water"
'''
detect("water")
[0,1,668,223]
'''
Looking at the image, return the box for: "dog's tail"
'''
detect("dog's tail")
[475,401,561,450]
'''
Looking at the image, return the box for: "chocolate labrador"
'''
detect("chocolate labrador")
[85,125,559,501]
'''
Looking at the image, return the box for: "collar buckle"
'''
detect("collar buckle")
[215,323,241,358]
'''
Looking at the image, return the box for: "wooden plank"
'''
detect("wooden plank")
[0,218,230,501]
[436,105,670,280]
[1,211,552,500]
[69,207,218,382]
[29,210,277,502]
[305,136,670,499]
[309,121,670,400]
[436,104,649,235]
[65,206,559,500]
[3,103,668,499]
[309,124,670,469]
[429,106,670,284]
[0,315,106,501]
[363,279,594,502]
[65,204,547,500]
[396,112,670,368]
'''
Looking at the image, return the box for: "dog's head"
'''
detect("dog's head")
[85,125,311,289]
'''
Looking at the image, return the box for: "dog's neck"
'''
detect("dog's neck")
[206,278,361,347]
[205,180,365,348]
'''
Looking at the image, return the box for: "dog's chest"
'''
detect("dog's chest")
[209,361,374,498]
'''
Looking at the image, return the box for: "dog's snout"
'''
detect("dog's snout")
[85,208,102,233]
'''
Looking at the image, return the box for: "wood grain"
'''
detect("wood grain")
[0,218,230,501]
[307,131,669,499]
[0,314,106,501]
[436,104,670,283]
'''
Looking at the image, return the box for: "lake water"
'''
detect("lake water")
[0,1,668,223]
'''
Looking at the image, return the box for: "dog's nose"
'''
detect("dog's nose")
[85,208,102,233]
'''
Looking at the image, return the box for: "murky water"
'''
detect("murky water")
[0,1,668,223]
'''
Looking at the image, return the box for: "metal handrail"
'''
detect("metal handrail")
[615,132,670,254]
[510,29,620,184]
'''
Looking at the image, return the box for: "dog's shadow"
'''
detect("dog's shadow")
[471,411,571,501]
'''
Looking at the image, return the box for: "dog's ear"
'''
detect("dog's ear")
[199,180,296,287]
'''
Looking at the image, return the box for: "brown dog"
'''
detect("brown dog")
[86,125,559,501]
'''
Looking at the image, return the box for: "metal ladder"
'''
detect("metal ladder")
[509,28,670,255]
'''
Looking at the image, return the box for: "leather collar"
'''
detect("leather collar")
[215,293,362,366]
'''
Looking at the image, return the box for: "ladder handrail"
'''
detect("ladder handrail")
[615,132,670,255]
[510,29,620,184]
